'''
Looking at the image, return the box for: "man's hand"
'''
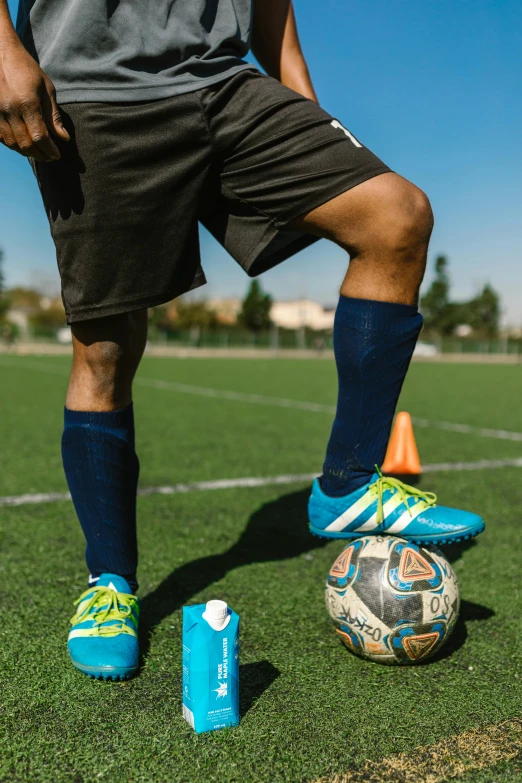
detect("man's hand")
[0,40,70,162]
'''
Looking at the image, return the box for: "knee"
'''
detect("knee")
[78,339,129,385]
[381,179,434,254]
[70,311,147,407]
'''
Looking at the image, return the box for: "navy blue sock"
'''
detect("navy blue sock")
[62,404,139,591]
[321,296,423,497]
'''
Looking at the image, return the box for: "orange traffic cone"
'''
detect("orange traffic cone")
[381,412,421,479]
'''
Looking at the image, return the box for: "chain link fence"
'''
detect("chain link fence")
[8,324,522,357]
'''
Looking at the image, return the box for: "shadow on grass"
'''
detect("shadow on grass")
[411,538,495,662]
[421,598,495,664]
[139,487,327,661]
[439,537,477,564]
[239,660,280,718]
[429,537,495,661]
[140,488,494,672]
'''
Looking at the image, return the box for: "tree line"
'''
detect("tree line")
[0,247,501,338]
[149,280,273,333]
[420,255,500,337]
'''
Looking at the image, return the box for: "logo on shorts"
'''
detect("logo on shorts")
[331,120,362,148]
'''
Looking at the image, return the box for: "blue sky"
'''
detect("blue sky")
[1,0,521,323]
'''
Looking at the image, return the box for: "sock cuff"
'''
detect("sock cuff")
[64,403,134,430]
[336,296,422,331]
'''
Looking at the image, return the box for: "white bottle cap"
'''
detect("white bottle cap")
[202,600,231,631]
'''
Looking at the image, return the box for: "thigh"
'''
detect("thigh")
[32,95,211,324]
[286,171,414,247]
[201,69,391,228]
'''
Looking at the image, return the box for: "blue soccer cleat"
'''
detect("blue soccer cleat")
[308,469,485,545]
[68,573,139,681]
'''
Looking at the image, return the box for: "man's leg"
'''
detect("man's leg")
[290,173,484,543]
[196,71,484,543]
[63,310,147,680]
[289,172,431,495]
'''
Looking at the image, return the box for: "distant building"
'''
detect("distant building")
[454,324,473,337]
[6,291,66,338]
[6,307,31,337]
[207,298,242,325]
[189,296,336,330]
[270,299,335,331]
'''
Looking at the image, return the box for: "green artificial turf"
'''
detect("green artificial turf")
[0,355,521,783]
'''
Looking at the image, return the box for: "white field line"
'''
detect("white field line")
[135,376,336,413]
[2,356,522,442]
[2,457,522,508]
[411,416,522,443]
[422,456,522,472]
[0,473,318,507]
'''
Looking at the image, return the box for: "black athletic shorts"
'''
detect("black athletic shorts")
[31,68,391,323]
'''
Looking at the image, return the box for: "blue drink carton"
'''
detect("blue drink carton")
[182,600,240,734]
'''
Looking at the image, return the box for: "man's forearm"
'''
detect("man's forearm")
[0,0,19,49]
[251,0,318,102]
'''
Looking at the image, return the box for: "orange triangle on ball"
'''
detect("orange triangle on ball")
[329,546,354,579]
[381,412,422,476]
[402,632,440,660]
[398,548,436,582]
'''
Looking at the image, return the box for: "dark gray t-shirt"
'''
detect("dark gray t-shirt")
[16,0,256,103]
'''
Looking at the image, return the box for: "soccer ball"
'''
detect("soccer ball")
[325,536,460,665]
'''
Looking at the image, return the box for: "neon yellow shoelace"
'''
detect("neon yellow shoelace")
[70,586,138,637]
[369,467,437,525]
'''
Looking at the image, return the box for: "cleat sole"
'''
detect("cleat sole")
[71,659,138,681]
[87,673,132,682]
[309,520,485,546]
[407,524,485,547]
